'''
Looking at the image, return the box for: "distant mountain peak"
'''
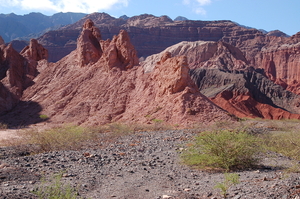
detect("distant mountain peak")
[119,15,129,20]
[174,16,189,21]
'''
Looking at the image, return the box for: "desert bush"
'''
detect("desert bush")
[0,122,8,129]
[182,129,262,171]
[261,131,300,161]
[215,173,240,198]
[23,125,97,153]
[33,172,82,199]
[39,114,49,120]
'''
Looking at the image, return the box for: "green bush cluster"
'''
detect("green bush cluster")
[182,129,262,171]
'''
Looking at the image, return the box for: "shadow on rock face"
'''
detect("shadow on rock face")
[0,100,45,128]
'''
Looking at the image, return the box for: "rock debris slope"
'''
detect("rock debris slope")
[6,19,231,127]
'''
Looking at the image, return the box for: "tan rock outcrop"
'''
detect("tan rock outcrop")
[142,41,248,73]
[153,52,191,94]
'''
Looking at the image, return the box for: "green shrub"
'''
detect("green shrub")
[215,173,240,198]
[182,129,262,171]
[39,114,49,120]
[33,172,82,199]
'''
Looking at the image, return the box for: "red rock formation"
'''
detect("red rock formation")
[20,39,48,79]
[257,39,300,94]
[2,44,26,97]
[100,30,139,71]
[77,19,102,67]
[0,38,48,115]
[211,92,300,120]
[16,19,232,127]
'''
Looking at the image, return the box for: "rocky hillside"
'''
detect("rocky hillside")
[0,19,232,127]
[190,68,300,119]
[141,40,300,119]
[0,12,86,42]
[1,13,300,125]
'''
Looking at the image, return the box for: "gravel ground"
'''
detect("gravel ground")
[0,129,300,199]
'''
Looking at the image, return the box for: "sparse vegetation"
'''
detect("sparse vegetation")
[182,129,262,171]
[261,130,300,161]
[215,173,240,198]
[39,114,49,120]
[22,125,97,153]
[0,122,8,129]
[33,172,82,199]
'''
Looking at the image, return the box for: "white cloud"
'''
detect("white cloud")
[183,0,212,15]
[196,0,211,6]
[0,0,129,13]
[182,0,191,5]
[194,7,207,15]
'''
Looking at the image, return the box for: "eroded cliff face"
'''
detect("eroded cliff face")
[35,13,264,63]
[190,68,300,120]
[0,36,48,114]
[142,39,300,120]
[5,19,232,127]
[257,39,300,94]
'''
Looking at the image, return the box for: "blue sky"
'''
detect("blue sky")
[0,0,299,36]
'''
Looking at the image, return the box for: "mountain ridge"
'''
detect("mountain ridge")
[0,12,87,42]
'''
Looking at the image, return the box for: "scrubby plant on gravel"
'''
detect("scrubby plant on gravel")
[39,114,49,120]
[261,131,300,161]
[23,125,97,153]
[182,129,262,171]
[215,173,240,198]
[33,172,83,199]
[0,122,8,129]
